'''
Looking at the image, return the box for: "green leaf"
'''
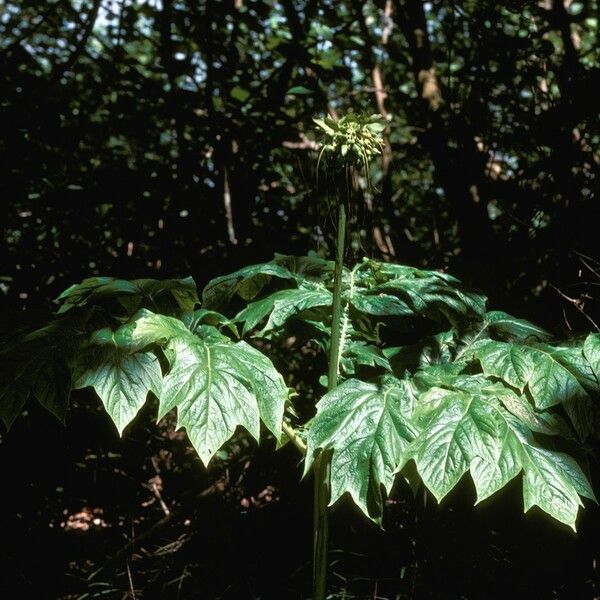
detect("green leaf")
[472,339,588,406]
[0,355,70,428]
[583,333,600,384]
[484,311,552,342]
[410,387,518,503]
[117,308,287,452]
[120,310,189,349]
[182,308,239,338]
[235,283,332,336]
[511,414,596,527]
[490,382,575,439]
[340,342,391,376]
[56,277,198,314]
[230,86,250,102]
[5,259,597,534]
[413,362,467,388]
[202,262,295,311]
[305,377,418,521]
[313,47,342,70]
[0,320,79,427]
[121,310,288,456]
[409,385,595,528]
[529,344,599,391]
[369,266,486,324]
[287,85,312,95]
[313,117,335,135]
[521,440,594,529]
[385,330,456,373]
[472,340,593,438]
[157,331,287,465]
[272,252,333,280]
[366,121,386,134]
[540,343,600,432]
[74,328,162,434]
[470,340,534,391]
[351,292,412,317]
[56,277,117,304]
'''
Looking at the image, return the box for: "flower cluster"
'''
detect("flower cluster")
[313,113,385,173]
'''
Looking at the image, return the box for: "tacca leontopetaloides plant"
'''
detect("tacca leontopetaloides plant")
[311,111,387,599]
[1,115,599,598]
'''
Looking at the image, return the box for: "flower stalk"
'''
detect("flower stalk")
[312,112,384,600]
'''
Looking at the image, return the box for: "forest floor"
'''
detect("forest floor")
[1,392,599,600]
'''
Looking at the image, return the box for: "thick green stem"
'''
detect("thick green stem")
[327,201,347,390]
[313,201,347,600]
[312,452,331,600]
[282,421,307,455]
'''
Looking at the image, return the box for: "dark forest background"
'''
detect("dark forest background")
[0,0,599,598]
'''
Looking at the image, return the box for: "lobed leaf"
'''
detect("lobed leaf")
[55,276,199,314]
[484,311,552,342]
[157,332,287,465]
[408,383,595,528]
[201,262,295,310]
[3,263,598,534]
[0,319,80,427]
[74,328,162,434]
[68,309,289,462]
[306,377,418,521]
[472,340,595,438]
[235,283,332,336]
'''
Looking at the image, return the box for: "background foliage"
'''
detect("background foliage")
[1,0,599,328]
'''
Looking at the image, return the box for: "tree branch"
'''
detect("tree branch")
[54,0,102,80]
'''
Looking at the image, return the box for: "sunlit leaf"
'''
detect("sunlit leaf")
[74,328,162,434]
[306,377,418,521]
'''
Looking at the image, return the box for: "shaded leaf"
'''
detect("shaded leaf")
[583,333,600,384]
[235,283,331,335]
[202,262,294,310]
[485,311,552,342]
[340,342,391,376]
[0,319,79,427]
[56,277,198,314]
[362,263,486,326]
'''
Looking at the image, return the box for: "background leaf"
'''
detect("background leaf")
[0,319,80,427]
